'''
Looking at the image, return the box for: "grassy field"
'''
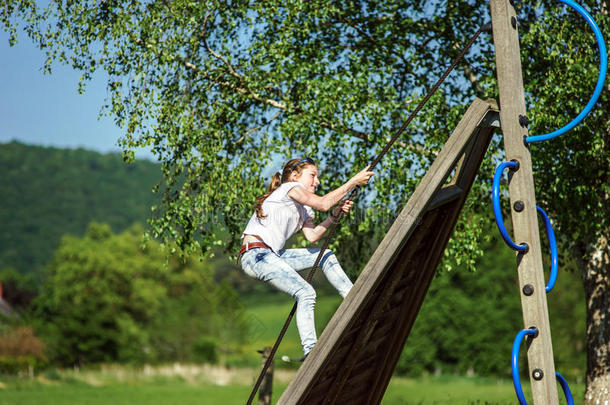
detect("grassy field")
[0,292,583,404]
[0,366,583,405]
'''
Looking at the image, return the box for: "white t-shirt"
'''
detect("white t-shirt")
[242,182,315,254]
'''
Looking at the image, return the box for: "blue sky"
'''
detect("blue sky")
[0,30,156,161]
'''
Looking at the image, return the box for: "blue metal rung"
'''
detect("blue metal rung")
[492,161,528,252]
[512,328,538,405]
[493,163,560,291]
[536,206,558,292]
[512,329,575,405]
[556,372,575,405]
[526,0,608,143]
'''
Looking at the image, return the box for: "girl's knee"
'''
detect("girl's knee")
[295,283,316,302]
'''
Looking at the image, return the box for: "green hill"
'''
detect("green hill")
[0,141,161,276]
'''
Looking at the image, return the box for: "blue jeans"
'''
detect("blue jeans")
[241,248,353,355]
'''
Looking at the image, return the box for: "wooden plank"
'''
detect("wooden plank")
[277,98,498,405]
[489,1,559,404]
[366,118,495,403]
[366,206,458,404]
[321,216,435,405]
[325,199,442,404]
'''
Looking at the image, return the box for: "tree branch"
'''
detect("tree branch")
[449,39,484,96]
[460,61,484,96]
[336,16,409,65]
[200,12,288,110]
[319,120,414,150]
[201,12,242,82]
[214,80,287,109]
[319,120,370,141]
[137,9,417,151]
[234,110,283,145]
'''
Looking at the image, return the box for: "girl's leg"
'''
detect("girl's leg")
[241,248,317,355]
[279,248,353,299]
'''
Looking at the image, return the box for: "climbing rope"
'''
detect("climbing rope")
[245,22,492,405]
[491,1,606,403]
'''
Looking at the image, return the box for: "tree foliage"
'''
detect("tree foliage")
[515,1,609,258]
[1,0,505,267]
[0,268,38,311]
[34,222,249,366]
[0,325,47,373]
[2,0,606,264]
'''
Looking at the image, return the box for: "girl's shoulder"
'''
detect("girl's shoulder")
[268,182,304,201]
[278,181,304,191]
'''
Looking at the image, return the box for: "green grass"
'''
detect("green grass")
[0,366,285,405]
[383,374,583,404]
[0,382,257,405]
[0,370,583,405]
[233,292,343,366]
[0,292,583,404]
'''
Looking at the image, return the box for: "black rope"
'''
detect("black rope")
[245,23,489,405]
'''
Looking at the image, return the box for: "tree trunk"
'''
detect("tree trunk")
[583,234,609,405]
[587,3,610,402]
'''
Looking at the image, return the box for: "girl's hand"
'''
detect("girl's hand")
[351,166,374,187]
[332,200,355,217]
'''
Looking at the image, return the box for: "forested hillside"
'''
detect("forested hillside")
[0,141,160,276]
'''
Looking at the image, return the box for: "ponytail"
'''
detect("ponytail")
[253,157,315,219]
[254,172,282,219]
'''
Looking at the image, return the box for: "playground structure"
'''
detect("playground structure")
[277,98,500,404]
[248,0,607,404]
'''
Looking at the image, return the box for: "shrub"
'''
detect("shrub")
[191,337,219,364]
[0,326,47,373]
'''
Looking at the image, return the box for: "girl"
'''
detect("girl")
[240,157,374,360]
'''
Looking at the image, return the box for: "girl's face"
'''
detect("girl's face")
[292,164,320,193]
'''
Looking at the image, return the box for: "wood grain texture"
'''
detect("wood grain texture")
[489,1,559,403]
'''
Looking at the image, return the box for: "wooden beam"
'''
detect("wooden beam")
[489,1,559,403]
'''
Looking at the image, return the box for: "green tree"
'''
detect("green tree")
[3,1,607,401]
[34,222,248,366]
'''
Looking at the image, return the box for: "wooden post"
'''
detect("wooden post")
[489,1,559,403]
[258,347,274,405]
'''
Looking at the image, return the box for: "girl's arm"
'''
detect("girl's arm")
[288,166,373,212]
[301,201,354,242]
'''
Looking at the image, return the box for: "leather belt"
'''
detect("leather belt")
[238,241,271,262]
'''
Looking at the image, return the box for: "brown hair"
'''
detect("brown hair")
[254,158,315,219]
